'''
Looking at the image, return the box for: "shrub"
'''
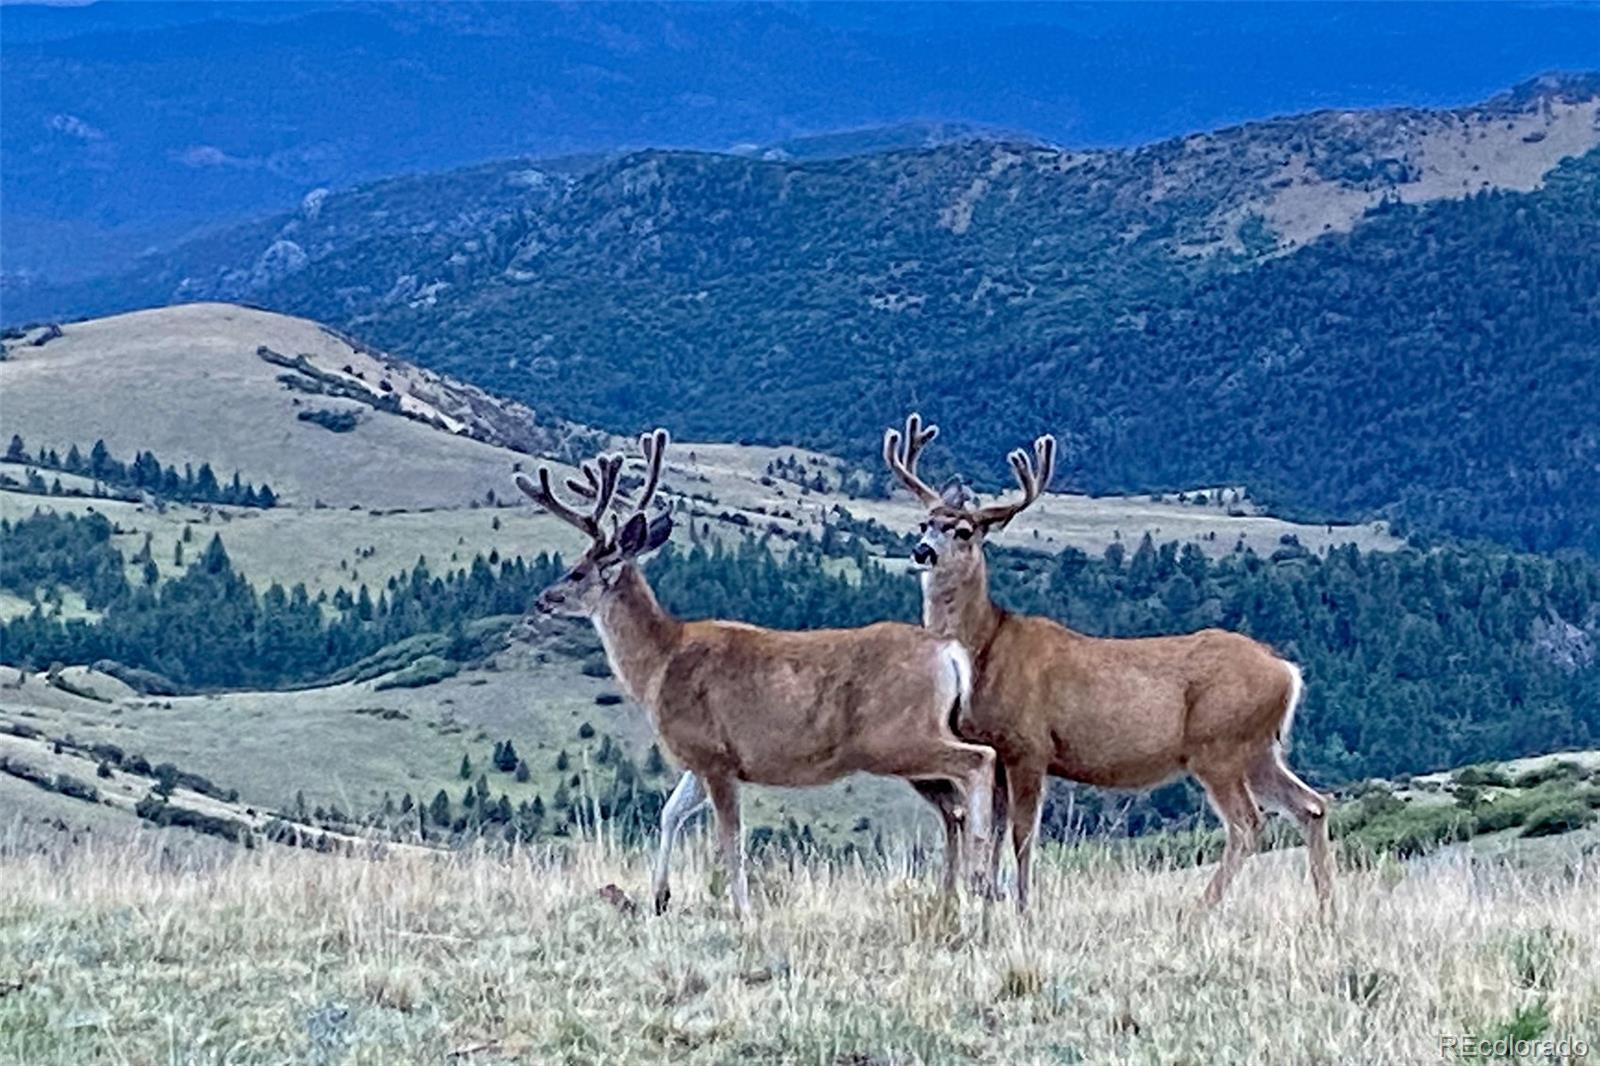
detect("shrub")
[1453,764,1512,788]
[135,793,252,844]
[297,408,362,433]
[1519,800,1596,838]
[52,773,99,802]
[580,654,612,679]
[595,692,623,706]
[1341,802,1474,861]
[91,659,185,696]
[374,655,460,691]
[1474,788,1555,833]
[1512,760,1585,789]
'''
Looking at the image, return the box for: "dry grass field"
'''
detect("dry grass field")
[1,828,1595,1065]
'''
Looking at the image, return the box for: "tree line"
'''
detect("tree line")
[3,508,1597,831]
[4,434,277,509]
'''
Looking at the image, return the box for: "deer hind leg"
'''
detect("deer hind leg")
[1006,764,1047,912]
[700,771,750,918]
[910,781,964,897]
[1197,773,1263,907]
[1249,751,1335,909]
[652,771,707,916]
[896,742,996,894]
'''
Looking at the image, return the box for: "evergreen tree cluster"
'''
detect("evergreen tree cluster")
[0,529,564,689]
[4,434,277,508]
[0,511,129,610]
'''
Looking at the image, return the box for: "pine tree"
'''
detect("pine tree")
[514,759,530,783]
[5,434,24,461]
[644,744,667,776]
[89,439,112,480]
[495,738,519,773]
[459,753,472,779]
[555,750,570,772]
[429,790,451,826]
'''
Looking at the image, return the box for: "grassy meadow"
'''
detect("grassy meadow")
[1,827,1596,1065]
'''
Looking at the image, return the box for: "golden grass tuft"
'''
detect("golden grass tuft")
[1,830,1597,1064]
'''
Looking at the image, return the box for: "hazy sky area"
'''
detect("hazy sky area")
[2,1,1598,281]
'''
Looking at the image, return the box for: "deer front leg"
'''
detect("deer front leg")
[984,761,1011,902]
[652,771,707,915]
[702,771,750,918]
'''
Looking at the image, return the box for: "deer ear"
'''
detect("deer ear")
[617,513,650,557]
[617,512,673,557]
[645,512,674,552]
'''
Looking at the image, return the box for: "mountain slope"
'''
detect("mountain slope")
[6,2,1599,283]
[16,78,1600,553]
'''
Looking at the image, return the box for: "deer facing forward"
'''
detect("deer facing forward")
[884,414,1334,911]
[518,429,996,916]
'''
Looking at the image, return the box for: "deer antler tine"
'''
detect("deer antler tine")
[1034,435,1056,493]
[976,433,1054,528]
[590,454,623,525]
[884,413,942,507]
[513,465,603,541]
[628,428,668,517]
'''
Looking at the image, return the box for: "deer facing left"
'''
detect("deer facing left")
[516,429,997,917]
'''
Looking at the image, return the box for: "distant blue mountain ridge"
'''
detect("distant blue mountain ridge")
[2,1,1597,282]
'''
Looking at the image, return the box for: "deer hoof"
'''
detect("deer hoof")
[654,887,671,916]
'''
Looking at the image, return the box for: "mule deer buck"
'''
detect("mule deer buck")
[883,414,1333,911]
[515,429,996,916]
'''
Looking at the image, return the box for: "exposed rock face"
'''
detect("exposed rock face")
[1531,611,1597,673]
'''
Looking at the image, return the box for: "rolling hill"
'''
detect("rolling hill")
[12,76,1600,554]
[2,303,1411,847]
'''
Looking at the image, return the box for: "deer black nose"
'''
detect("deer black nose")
[912,544,937,566]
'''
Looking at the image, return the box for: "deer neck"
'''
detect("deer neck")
[592,565,682,707]
[921,553,1003,654]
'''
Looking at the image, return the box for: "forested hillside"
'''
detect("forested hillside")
[7,505,1596,798]
[15,79,1599,555]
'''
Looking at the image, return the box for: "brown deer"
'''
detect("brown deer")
[515,429,996,917]
[883,414,1333,911]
